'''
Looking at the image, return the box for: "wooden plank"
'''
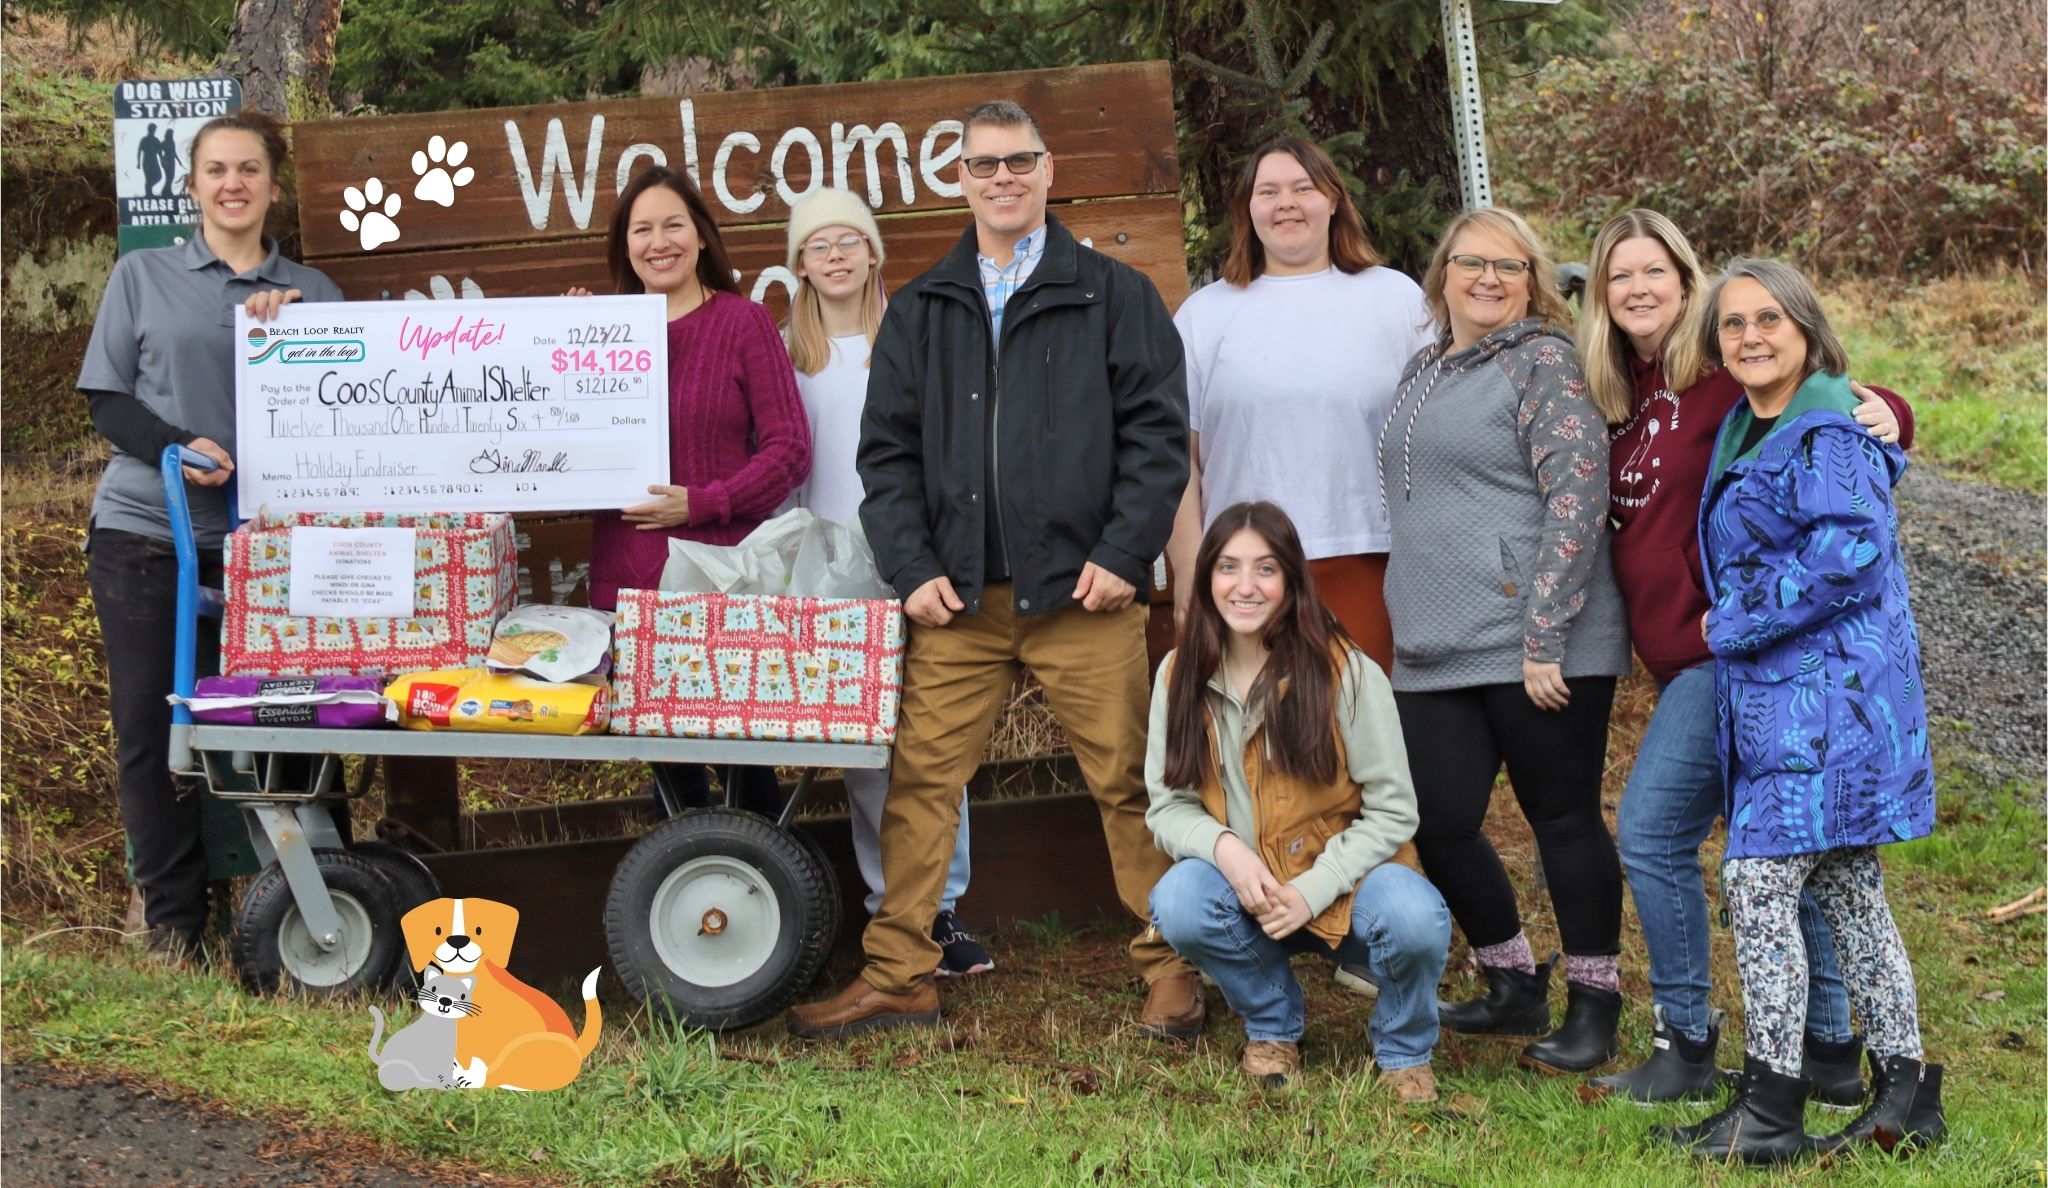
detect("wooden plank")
[306,196,1189,316]
[419,791,1124,992]
[295,62,1177,259]
[513,516,594,607]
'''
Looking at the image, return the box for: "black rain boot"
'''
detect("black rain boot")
[1590,1005,1726,1103]
[1651,1056,1821,1166]
[1520,981,1623,1073]
[1802,1032,1867,1109]
[1438,953,1554,1036]
[1822,1053,1946,1155]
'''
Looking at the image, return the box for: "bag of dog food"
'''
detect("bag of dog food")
[172,674,394,728]
[385,668,607,735]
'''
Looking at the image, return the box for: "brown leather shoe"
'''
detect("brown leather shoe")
[1138,970,1206,1041]
[786,973,939,1039]
[1239,1040,1302,1090]
[1381,1062,1439,1104]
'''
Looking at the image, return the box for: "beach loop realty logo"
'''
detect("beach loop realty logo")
[245,325,367,365]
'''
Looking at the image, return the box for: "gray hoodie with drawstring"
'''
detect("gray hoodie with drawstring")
[1376,317,1631,693]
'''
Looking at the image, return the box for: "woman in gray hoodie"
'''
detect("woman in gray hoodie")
[1377,208,1632,1075]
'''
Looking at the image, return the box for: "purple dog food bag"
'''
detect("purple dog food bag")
[177,674,393,728]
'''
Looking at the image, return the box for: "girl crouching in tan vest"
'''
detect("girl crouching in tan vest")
[1145,500,1449,1100]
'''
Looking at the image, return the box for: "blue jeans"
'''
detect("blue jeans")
[1617,662,1851,1043]
[1150,858,1451,1070]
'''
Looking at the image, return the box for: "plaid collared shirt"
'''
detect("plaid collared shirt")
[976,226,1045,344]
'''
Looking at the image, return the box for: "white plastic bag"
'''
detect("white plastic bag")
[660,508,893,599]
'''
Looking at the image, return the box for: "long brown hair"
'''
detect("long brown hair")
[1578,209,1713,424]
[1221,137,1385,287]
[1162,501,1353,790]
[607,166,740,298]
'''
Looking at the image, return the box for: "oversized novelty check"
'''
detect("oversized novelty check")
[234,294,670,516]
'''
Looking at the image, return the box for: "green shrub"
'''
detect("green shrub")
[1495,37,2046,277]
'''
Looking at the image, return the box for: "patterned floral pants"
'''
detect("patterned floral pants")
[1723,847,1924,1077]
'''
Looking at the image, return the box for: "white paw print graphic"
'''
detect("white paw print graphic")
[339,177,401,251]
[404,274,485,301]
[410,135,474,208]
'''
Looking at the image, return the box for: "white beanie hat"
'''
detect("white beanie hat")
[786,188,885,273]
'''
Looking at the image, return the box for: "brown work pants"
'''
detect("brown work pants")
[861,585,1189,994]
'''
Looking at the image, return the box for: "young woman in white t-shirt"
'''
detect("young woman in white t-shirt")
[1165,137,1432,675]
[783,187,989,976]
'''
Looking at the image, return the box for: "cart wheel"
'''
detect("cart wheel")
[604,807,834,1030]
[343,843,441,990]
[232,851,403,997]
[789,825,844,950]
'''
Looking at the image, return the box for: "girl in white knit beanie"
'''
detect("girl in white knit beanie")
[782,187,991,977]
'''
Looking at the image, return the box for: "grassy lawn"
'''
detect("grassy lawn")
[6,758,2040,1186]
[1819,270,2043,492]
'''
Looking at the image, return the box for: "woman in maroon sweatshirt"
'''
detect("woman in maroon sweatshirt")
[1577,210,1911,1103]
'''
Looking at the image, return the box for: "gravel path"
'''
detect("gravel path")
[1895,465,2046,788]
[0,1064,548,1186]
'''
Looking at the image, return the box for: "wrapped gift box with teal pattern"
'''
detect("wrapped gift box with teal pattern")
[610,588,904,744]
[222,511,517,677]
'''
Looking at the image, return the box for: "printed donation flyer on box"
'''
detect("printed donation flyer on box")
[286,527,418,619]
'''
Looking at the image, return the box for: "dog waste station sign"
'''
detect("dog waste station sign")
[288,63,1185,985]
[113,77,243,254]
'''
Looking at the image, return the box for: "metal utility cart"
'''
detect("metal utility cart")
[161,446,888,1028]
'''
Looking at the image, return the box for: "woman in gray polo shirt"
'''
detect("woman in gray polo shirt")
[77,111,343,960]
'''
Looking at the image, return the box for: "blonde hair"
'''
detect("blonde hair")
[785,251,886,376]
[1578,209,1713,424]
[1419,207,1572,344]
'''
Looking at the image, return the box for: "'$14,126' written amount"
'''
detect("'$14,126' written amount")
[552,347,654,397]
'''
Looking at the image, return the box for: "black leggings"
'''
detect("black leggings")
[1396,678,1621,957]
[88,527,221,941]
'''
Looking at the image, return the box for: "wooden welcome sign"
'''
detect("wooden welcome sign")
[292,61,1188,621]
[292,62,1186,314]
[301,67,1186,947]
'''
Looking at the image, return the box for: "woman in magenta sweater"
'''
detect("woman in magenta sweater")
[1579,210,1910,1103]
[588,166,811,609]
[592,165,811,814]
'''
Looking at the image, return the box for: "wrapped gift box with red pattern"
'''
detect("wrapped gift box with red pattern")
[610,589,904,743]
[223,511,517,677]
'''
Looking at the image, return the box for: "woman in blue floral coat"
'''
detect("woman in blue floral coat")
[1655,258,1943,1166]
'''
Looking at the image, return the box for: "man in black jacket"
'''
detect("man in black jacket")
[788,100,1200,1039]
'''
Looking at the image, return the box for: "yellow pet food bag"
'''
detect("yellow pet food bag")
[385,669,608,735]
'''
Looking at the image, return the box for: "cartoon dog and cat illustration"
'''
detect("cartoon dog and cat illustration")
[369,897,602,1091]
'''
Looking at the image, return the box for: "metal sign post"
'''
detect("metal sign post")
[1442,0,1492,210]
[1441,0,1560,211]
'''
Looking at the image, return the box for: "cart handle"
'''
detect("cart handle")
[163,445,237,773]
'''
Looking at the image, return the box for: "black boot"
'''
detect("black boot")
[1438,953,1554,1036]
[1823,1053,1946,1155]
[1651,1057,1821,1166]
[1590,1005,1726,1103]
[1520,981,1622,1073]
[1802,1032,1867,1109]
